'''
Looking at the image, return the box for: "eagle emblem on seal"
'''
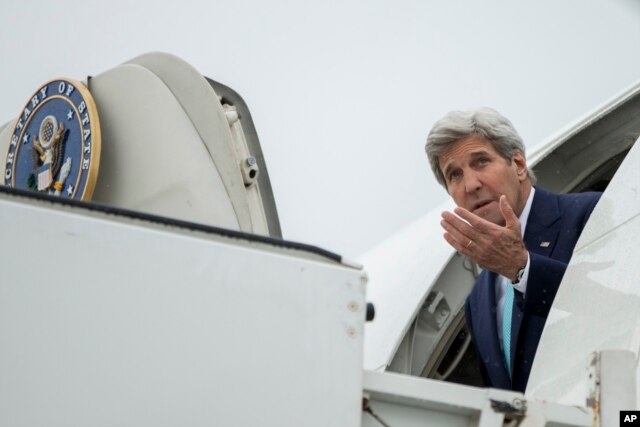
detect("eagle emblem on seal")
[31,116,71,193]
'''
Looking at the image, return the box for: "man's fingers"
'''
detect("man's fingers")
[441,218,474,247]
[441,210,481,240]
[452,206,494,232]
[443,232,472,257]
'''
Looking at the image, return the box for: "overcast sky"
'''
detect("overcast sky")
[1,1,639,258]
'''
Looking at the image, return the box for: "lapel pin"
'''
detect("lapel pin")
[540,241,551,248]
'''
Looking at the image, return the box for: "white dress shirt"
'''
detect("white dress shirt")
[496,187,535,346]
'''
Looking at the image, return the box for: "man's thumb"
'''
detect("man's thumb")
[499,195,518,227]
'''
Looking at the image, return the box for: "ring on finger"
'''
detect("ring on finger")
[466,239,474,249]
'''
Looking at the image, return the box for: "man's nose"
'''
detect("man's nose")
[464,170,482,193]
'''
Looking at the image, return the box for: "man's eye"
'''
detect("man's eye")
[478,157,490,165]
[449,170,462,180]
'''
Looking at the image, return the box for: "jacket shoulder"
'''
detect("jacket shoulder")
[557,190,602,205]
[556,191,601,220]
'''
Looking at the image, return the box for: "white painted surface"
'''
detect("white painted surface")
[363,371,591,427]
[526,137,640,407]
[125,53,270,235]
[0,196,366,427]
[600,351,637,426]
[89,62,241,230]
[360,199,456,371]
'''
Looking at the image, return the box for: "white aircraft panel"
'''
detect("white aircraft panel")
[89,63,241,231]
[527,137,640,407]
[0,197,366,427]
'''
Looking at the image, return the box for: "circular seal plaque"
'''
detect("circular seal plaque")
[4,78,101,200]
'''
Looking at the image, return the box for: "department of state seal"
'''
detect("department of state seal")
[3,79,101,200]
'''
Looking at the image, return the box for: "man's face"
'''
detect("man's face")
[438,134,530,225]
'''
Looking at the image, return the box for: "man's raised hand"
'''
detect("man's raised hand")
[441,195,528,281]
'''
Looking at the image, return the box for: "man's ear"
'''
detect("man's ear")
[512,150,529,181]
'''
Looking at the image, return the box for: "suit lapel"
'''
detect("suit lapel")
[523,187,561,258]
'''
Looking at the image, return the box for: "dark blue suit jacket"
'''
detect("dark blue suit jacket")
[464,186,601,392]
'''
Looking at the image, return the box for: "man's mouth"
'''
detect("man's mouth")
[472,200,494,213]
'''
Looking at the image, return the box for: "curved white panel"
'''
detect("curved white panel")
[527,138,640,406]
[89,64,240,230]
[360,199,457,370]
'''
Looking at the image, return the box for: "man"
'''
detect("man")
[425,107,600,392]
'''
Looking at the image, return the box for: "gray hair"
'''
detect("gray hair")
[425,107,536,187]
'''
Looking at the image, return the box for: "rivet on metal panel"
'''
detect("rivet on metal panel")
[240,156,259,186]
[511,398,526,411]
[347,327,357,338]
[348,301,359,312]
